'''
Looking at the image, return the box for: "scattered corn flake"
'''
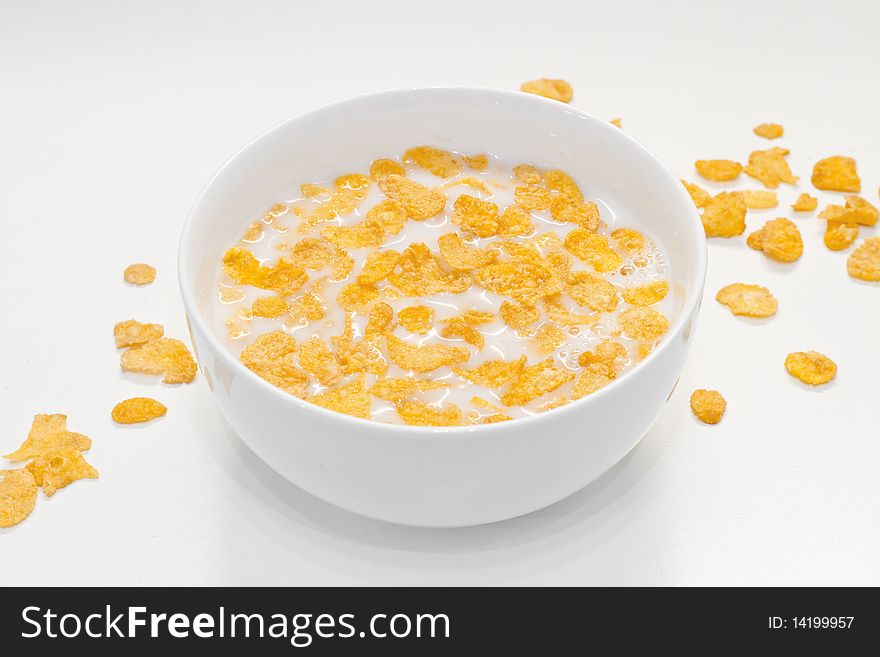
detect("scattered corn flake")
[818,196,878,227]
[565,271,618,312]
[111,397,167,425]
[618,306,669,342]
[514,185,553,211]
[701,191,747,237]
[811,156,860,192]
[690,389,727,424]
[121,337,197,384]
[571,363,615,400]
[438,232,498,270]
[310,378,372,419]
[501,358,574,407]
[532,324,566,356]
[753,123,784,140]
[577,339,627,368]
[746,217,803,262]
[743,147,798,188]
[741,190,778,209]
[395,400,461,426]
[357,249,401,285]
[114,319,163,348]
[334,173,371,191]
[513,164,542,185]
[682,180,711,209]
[621,280,669,306]
[451,194,501,238]
[370,377,447,403]
[481,413,513,424]
[397,305,434,334]
[301,183,331,199]
[499,300,540,331]
[463,154,489,171]
[847,237,880,281]
[442,177,491,195]
[453,355,526,388]
[123,263,156,285]
[402,146,463,178]
[550,197,599,231]
[26,448,98,497]
[564,229,622,272]
[240,331,309,397]
[792,193,818,212]
[385,332,470,373]
[252,296,291,318]
[337,282,379,312]
[715,283,778,317]
[4,414,91,462]
[695,159,742,182]
[610,117,622,128]
[785,351,837,385]
[0,468,37,528]
[520,78,573,103]
[290,237,335,269]
[610,227,646,252]
[475,261,560,305]
[369,158,406,181]
[544,170,584,203]
[824,221,859,252]
[378,174,446,221]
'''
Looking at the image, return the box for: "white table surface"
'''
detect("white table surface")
[2,0,878,586]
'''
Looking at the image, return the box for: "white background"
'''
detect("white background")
[2,0,878,585]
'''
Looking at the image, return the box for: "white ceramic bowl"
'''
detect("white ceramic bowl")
[179,87,706,527]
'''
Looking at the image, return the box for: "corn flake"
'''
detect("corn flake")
[385,333,470,373]
[111,397,167,424]
[240,331,309,397]
[403,146,462,178]
[543,296,595,326]
[499,300,540,331]
[715,283,778,317]
[123,263,156,285]
[571,363,615,400]
[309,378,372,419]
[252,296,291,318]
[301,183,330,199]
[785,351,837,385]
[114,319,163,348]
[818,196,878,227]
[395,400,461,426]
[442,177,491,195]
[397,306,434,334]
[621,280,669,306]
[299,338,344,386]
[337,282,379,312]
[520,78,573,103]
[824,221,859,252]
[501,358,574,406]
[290,237,335,269]
[701,191,747,238]
[564,229,622,272]
[0,469,38,528]
[514,185,553,211]
[451,194,501,238]
[438,232,498,270]
[746,218,803,262]
[690,389,727,424]
[847,237,880,282]
[357,250,401,285]
[334,173,371,191]
[378,174,446,221]
[682,180,711,209]
[4,414,91,462]
[565,271,619,312]
[792,193,818,212]
[463,154,489,171]
[741,190,778,209]
[453,355,526,388]
[513,164,542,185]
[610,227,646,253]
[475,261,560,305]
[743,147,798,188]
[369,158,406,181]
[222,247,308,296]
[388,242,455,296]
[26,448,98,497]
[121,337,197,384]
[695,159,742,182]
[370,377,447,402]
[618,307,669,342]
[577,339,627,368]
[550,197,599,231]
[753,123,783,139]
[544,170,584,203]
[812,156,860,192]
[532,324,565,356]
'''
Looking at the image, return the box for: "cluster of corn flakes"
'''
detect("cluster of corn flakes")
[1,414,98,527]
[217,147,673,426]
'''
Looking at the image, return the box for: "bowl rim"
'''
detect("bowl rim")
[178,85,707,437]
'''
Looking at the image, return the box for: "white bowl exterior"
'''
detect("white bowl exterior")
[180,87,705,527]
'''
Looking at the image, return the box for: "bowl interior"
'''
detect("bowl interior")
[181,86,704,388]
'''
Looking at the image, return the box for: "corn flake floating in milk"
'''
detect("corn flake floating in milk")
[451,195,501,238]
[26,448,98,497]
[701,191,747,238]
[397,306,434,334]
[395,400,462,426]
[4,414,91,462]
[476,261,560,305]
[240,331,309,397]
[690,390,727,424]
[403,146,463,178]
[0,469,38,528]
[618,307,669,342]
[438,232,498,270]
[514,185,553,211]
[121,337,197,384]
[111,397,167,425]
[378,174,446,221]
[463,154,489,171]
[498,206,534,237]
[513,164,542,185]
[695,159,742,182]
[610,228,646,253]
[453,356,526,388]
[551,198,599,231]
[746,218,803,262]
[385,333,470,373]
[222,247,308,296]
[369,158,405,181]
[309,379,372,419]
[565,271,619,312]
[499,300,540,332]
[577,339,627,368]
[785,351,837,385]
[715,283,778,318]
[811,156,860,192]
[743,147,798,188]
[520,78,573,103]
[621,280,669,306]
[114,320,164,348]
[357,250,401,285]
[501,358,574,407]
[252,296,291,318]
[370,377,447,403]
[564,230,622,272]
[571,363,615,400]
[532,324,566,356]
[847,237,880,281]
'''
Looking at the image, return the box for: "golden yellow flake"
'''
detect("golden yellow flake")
[753,123,783,140]
[4,414,91,462]
[385,333,470,373]
[695,159,742,182]
[618,307,669,342]
[111,397,167,424]
[395,400,461,426]
[715,283,777,317]
[743,147,798,188]
[847,237,880,281]
[621,280,669,306]
[785,351,837,385]
[792,193,818,212]
[121,338,197,384]
[309,378,372,419]
[564,230,622,272]
[501,358,574,406]
[824,222,859,252]
[123,263,156,285]
[690,389,727,424]
[812,156,860,192]
[114,320,164,348]
[746,218,803,262]
[520,78,573,103]
[240,331,309,397]
[682,180,711,209]
[378,174,446,221]
[701,191,747,238]
[0,469,38,528]
[453,356,526,389]
[26,448,98,497]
